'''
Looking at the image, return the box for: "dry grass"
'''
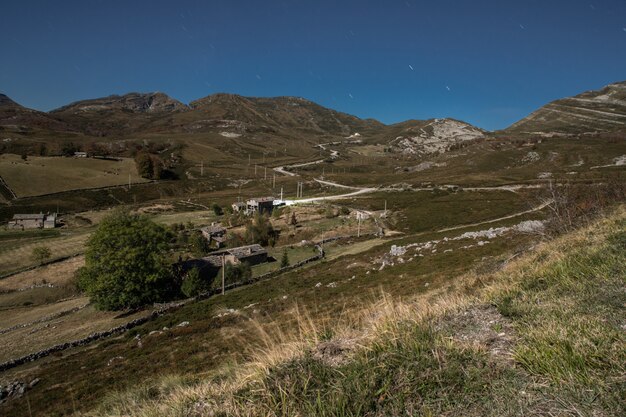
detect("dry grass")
[0,302,150,363]
[0,154,150,197]
[0,231,88,275]
[0,256,84,292]
[86,205,625,417]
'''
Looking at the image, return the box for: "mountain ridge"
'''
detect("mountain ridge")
[2,81,625,140]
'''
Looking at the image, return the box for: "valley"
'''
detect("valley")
[0,82,624,416]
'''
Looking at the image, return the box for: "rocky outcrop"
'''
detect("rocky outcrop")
[51,92,188,114]
[387,118,486,155]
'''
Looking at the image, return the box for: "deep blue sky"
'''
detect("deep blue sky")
[1,0,625,130]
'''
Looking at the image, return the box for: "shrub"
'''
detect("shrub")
[31,246,52,265]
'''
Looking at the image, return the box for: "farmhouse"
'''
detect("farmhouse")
[7,213,57,230]
[204,244,268,267]
[231,197,275,215]
[200,223,227,248]
[246,197,275,215]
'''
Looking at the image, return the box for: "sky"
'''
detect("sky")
[1,0,625,131]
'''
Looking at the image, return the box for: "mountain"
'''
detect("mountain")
[48,92,188,137]
[382,118,487,155]
[51,92,188,114]
[505,81,626,135]
[185,94,383,136]
[0,93,74,133]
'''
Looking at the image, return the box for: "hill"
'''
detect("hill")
[382,118,487,155]
[49,92,189,137]
[504,81,626,135]
[0,93,75,134]
[87,206,626,417]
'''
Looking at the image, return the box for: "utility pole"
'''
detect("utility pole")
[222,254,226,295]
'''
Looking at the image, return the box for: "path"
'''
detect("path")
[284,179,377,205]
[435,199,553,234]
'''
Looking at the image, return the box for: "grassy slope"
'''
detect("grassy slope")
[0,154,149,197]
[90,206,625,417]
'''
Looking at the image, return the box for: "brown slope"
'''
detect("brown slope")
[50,92,188,137]
[504,81,626,135]
[0,93,75,133]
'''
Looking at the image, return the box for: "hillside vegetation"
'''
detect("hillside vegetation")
[89,206,625,417]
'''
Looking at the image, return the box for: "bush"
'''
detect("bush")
[31,246,51,265]
[77,211,173,310]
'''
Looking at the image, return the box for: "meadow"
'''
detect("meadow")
[0,154,149,198]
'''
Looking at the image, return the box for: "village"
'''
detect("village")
[3,193,380,298]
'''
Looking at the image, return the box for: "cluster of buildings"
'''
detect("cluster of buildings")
[6,213,58,230]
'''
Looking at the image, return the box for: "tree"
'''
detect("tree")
[190,231,210,257]
[180,267,211,297]
[245,213,276,246]
[76,211,173,310]
[212,203,224,216]
[280,249,290,268]
[32,246,51,265]
[134,151,153,179]
[223,262,251,285]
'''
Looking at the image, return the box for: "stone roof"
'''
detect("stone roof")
[12,214,45,220]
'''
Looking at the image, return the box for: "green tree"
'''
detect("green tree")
[32,246,51,265]
[134,151,153,179]
[280,249,290,268]
[77,211,173,310]
[190,231,210,257]
[223,262,251,285]
[212,203,224,216]
[245,213,276,246]
[180,267,211,297]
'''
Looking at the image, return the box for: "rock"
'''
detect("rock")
[177,321,190,327]
[28,378,40,388]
